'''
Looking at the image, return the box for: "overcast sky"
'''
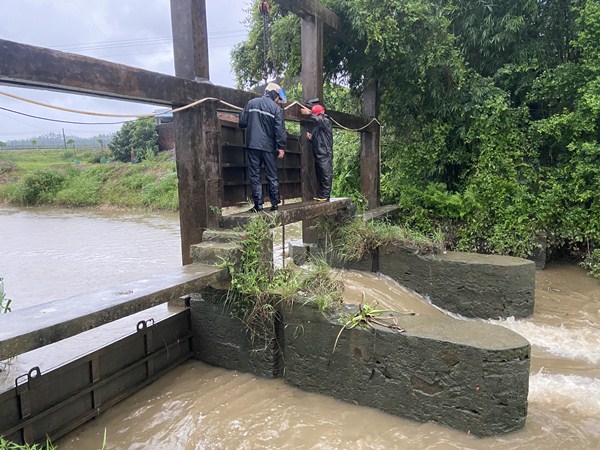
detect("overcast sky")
[0,0,252,139]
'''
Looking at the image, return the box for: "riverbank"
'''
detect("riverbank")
[0,148,178,211]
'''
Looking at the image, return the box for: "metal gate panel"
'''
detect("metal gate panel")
[220,119,303,206]
[0,309,192,446]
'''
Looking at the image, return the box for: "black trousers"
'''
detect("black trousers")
[247,148,280,207]
[314,154,333,199]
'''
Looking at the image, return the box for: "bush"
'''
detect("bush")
[13,169,66,205]
[581,249,600,278]
[108,118,158,163]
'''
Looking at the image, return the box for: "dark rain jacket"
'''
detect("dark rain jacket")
[308,113,334,199]
[238,94,287,153]
[308,114,333,160]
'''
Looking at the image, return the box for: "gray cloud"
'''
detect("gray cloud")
[0,0,251,138]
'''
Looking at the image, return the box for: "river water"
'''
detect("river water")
[1,206,599,449]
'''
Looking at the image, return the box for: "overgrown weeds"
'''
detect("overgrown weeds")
[318,217,445,262]
[332,297,412,356]
[223,218,344,344]
[296,257,344,312]
[223,217,278,344]
[0,436,56,450]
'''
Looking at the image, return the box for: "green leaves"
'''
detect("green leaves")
[108,118,158,163]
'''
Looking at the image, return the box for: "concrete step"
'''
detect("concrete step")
[190,241,240,266]
[202,229,246,243]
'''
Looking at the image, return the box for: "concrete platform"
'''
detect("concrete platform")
[0,264,227,360]
[219,198,353,229]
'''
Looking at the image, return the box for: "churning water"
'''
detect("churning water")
[1,207,599,449]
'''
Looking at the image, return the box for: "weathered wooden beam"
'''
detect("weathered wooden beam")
[170,0,210,80]
[361,79,381,208]
[174,102,221,265]
[273,0,343,34]
[300,14,325,243]
[0,39,255,108]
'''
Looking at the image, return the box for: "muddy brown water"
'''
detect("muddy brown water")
[1,206,599,449]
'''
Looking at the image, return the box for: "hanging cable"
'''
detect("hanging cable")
[0,106,128,125]
[0,90,380,132]
[259,1,271,83]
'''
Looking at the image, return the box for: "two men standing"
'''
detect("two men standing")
[239,83,333,211]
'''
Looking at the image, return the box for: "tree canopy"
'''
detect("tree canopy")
[108,118,159,163]
[232,0,600,273]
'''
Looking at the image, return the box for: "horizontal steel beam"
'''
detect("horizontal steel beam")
[0,39,255,108]
[0,39,368,127]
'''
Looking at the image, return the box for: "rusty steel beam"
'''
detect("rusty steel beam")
[0,39,255,108]
[170,0,210,81]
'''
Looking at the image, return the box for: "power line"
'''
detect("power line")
[48,31,247,53]
[0,106,128,125]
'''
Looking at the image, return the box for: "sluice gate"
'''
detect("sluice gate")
[0,311,193,445]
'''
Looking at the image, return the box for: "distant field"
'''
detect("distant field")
[0,147,105,170]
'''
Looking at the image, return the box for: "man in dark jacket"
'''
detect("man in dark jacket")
[239,82,287,212]
[302,104,333,201]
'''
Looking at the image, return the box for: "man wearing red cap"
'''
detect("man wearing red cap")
[302,104,333,201]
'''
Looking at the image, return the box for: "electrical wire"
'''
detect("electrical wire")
[0,106,127,125]
[0,90,380,132]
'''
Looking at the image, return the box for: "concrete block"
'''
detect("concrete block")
[379,246,535,319]
[189,291,281,378]
[281,302,530,437]
[190,241,240,266]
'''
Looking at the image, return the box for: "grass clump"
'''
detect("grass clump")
[296,258,344,312]
[0,437,56,450]
[320,218,445,262]
[224,217,279,344]
[223,218,345,343]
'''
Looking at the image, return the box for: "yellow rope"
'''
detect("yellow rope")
[286,100,380,131]
[0,89,380,130]
[0,89,154,118]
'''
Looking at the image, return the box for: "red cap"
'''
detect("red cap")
[311,104,325,115]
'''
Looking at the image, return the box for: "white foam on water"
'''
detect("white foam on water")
[494,317,600,364]
[529,371,600,417]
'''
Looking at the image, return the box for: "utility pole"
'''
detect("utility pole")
[62,128,67,150]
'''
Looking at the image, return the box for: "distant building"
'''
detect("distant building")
[154,109,175,151]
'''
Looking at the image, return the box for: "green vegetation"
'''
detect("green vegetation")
[333,299,411,356]
[108,118,159,163]
[223,217,344,344]
[0,278,11,314]
[232,0,600,277]
[319,218,444,263]
[296,257,344,312]
[0,437,56,450]
[0,149,178,211]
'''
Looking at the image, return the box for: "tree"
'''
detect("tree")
[230,0,600,270]
[108,118,158,163]
[0,141,6,148]
[30,139,37,149]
